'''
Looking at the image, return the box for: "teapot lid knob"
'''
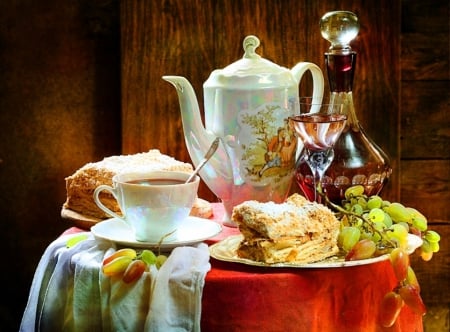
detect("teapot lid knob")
[243,35,261,59]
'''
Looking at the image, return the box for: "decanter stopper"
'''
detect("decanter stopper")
[320,11,359,52]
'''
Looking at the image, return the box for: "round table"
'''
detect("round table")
[22,203,423,332]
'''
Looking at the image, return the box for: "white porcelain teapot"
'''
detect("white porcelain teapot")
[164,35,324,226]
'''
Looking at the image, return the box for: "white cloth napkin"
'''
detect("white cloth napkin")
[20,233,211,332]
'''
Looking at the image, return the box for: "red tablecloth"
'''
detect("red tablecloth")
[62,203,423,332]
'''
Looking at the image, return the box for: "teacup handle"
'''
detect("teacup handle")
[291,62,324,110]
[93,185,124,221]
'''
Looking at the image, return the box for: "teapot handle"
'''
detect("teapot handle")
[291,62,324,160]
[291,62,324,107]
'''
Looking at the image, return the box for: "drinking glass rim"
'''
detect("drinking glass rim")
[289,113,347,123]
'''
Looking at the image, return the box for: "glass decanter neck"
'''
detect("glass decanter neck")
[325,52,356,93]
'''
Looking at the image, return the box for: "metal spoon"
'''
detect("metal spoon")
[185,137,220,183]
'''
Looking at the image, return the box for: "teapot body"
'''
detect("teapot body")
[165,36,324,225]
[203,84,300,216]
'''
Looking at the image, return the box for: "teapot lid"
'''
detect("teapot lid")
[204,35,296,89]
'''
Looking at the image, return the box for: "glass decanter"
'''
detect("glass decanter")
[295,11,392,204]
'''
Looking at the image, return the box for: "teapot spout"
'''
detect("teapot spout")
[163,76,232,198]
[163,75,208,141]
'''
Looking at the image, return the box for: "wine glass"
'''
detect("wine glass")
[289,103,347,203]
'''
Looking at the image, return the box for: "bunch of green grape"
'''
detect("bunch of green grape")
[325,185,441,327]
[330,185,441,262]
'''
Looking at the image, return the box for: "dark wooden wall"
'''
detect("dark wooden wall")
[400,2,450,329]
[0,1,121,329]
[0,0,447,330]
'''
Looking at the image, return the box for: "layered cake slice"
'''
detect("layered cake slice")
[232,194,340,264]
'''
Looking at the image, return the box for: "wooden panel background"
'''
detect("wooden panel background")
[400,1,449,328]
[0,1,122,330]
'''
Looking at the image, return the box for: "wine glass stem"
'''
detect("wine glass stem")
[312,168,325,203]
[305,148,334,203]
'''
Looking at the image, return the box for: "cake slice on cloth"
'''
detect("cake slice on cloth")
[232,194,340,264]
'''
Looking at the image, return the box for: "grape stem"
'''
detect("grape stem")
[156,229,176,255]
[319,190,398,249]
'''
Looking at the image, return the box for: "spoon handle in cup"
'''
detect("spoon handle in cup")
[185,137,220,183]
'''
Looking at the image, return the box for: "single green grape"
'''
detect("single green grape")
[407,207,428,231]
[406,266,420,291]
[396,222,409,232]
[155,254,168,269]
[351,204,364,216]
[357,197,368,210]
[424,230,441,243]
[368,208,385,223]
[384,202,411,223]
[383,212,393,228]
[429,241,440,253]
[66,234,88,248]
[367,195,382,209]
[343,202,352,211]
[344,185,365,200]
[382,200,391,208]
[411,217,427,232]
[420,239,433,253]
[388,224,409,248]
[140,249,157,265]
[338,226,361,252]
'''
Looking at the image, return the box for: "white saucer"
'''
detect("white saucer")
[91,217,222,249]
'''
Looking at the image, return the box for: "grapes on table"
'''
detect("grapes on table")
[322,185,441,326]
[101,248,168,283]
[330,185,441,263]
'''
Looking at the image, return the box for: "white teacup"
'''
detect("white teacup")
[93,171,200,242]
